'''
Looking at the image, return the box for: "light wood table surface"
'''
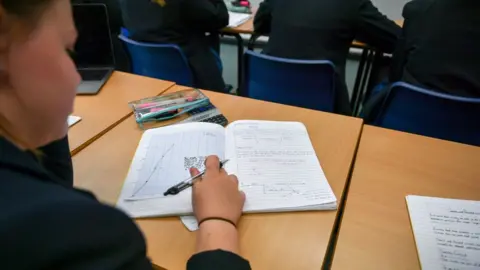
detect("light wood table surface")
[331,126,480,270]
[69,71,175,155]
[73,86,363,270]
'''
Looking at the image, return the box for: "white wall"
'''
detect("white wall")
[370,0,410,20]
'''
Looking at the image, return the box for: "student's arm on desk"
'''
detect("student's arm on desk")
[183,0,229,31]
[254,0,274,35]
[355,0,402,53]
[187,158,251,270]
[38,136,73,186]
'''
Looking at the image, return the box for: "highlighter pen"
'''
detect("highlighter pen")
[163,159,230,196]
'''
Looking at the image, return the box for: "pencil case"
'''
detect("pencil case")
[129,88,210,125]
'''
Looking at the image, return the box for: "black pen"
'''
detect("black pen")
[163,159,230,196]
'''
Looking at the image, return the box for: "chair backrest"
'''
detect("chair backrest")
[243,50,336,112]
[118,34,194,86]
[374,82,480,146]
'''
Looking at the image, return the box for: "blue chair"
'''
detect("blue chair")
[119,28,223,87]
[242,50,336,112]
[372,82,480,146]
[118,34,195,86]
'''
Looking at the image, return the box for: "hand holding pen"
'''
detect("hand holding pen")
[164,156,245,228]
[163,158,230,196]
[190,156,246,228]
[191,156,246,254]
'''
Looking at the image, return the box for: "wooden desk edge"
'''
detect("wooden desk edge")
[322,123,364,269]
[70,83,178,156]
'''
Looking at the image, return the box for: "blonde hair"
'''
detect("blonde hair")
[152,0,167,7]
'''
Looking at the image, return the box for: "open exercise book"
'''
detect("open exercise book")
[406,196,480,270]
[117,120,337,219]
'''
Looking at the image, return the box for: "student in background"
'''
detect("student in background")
[254,0,401,115]
[363,0,480,121]
[0,0,250,269]
[389,0,480,96]
[119,0,228,92]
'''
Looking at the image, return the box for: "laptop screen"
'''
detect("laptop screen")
[72,4,115,68]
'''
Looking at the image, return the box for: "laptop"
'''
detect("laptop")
[72,3,115,95]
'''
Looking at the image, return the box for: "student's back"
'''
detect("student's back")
[390,0,480,97]
[119,0,228,92]
[254,0,400,114]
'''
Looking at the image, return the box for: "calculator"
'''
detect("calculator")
[178,103,229,126]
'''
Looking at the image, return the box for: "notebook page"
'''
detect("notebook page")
[228,12,252,28]
[406,195,480,270]
[225,120,337,212]
[117,123,225,217]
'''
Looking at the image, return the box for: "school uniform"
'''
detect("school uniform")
[119,0,228,92]
[390,0,480,96]
[0,136,250,269]
[254,0,401,115]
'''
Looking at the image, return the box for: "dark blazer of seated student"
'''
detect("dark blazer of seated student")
[389,0,480,97]
[1,136,251,269]
[254,0,401,115]
[119,0,228,92]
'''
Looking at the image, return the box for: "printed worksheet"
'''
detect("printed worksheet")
[406,196,480,270]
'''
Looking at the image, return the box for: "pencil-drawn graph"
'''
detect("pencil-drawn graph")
[127,126,225,201]
[131,143,175,197]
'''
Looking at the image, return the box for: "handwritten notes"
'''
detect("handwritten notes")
[225,121,337,212]
[406,196,480,270]
[117,120,337,219]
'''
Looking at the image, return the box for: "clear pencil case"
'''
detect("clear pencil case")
[129,88,210,126]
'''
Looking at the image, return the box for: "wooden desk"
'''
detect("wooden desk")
[73,88,363,270]
[69,72,175,155]
[224,17,254,35]
[331,126,480,270]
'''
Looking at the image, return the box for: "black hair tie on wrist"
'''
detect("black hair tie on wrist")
[198,217,237,228]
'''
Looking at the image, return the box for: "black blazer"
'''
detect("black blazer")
[119,0,228,92]
[254,0,400,115]
[0,136,250,269]
[254,0,400,83]
[389,0,480,97]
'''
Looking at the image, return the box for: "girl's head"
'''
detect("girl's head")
[0,0,80,149]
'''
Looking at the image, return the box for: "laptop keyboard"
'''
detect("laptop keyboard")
[78,69,108,81]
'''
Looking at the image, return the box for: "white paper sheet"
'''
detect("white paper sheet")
[228,12,251,28]
[117,120,337,218]
[180,216,199,232]
[406,195,480,270]
[225,120,337,212]
[68,115,81,127]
